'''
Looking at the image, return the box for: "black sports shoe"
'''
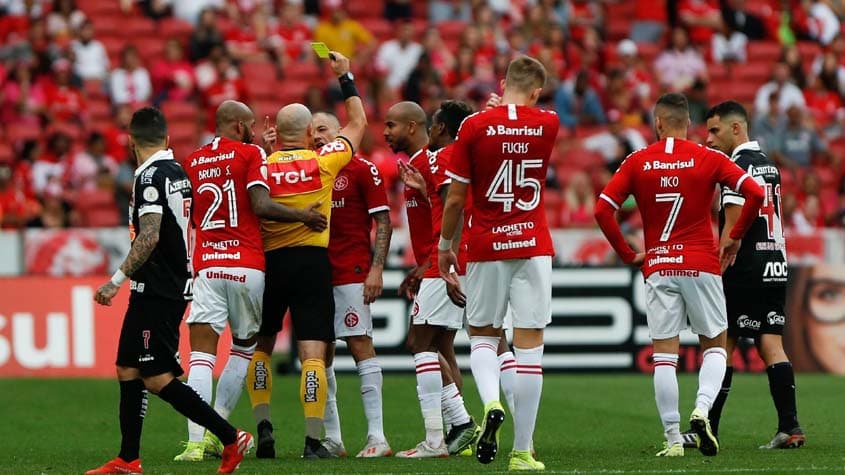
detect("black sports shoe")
[759,426,805,449]
[303,437,337,459]
[476,402,506,464]
[690,408,719,456]
[445,418,479,455]
[256,420,275,459]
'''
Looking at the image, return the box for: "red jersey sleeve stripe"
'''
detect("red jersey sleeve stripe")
[599,193,621,210]
[368,205,390,214]
[247,180,270,190]
[734,173,751,192]
[446,170,471,184]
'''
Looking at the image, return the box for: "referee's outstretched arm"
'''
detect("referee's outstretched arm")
[328,51,367,151]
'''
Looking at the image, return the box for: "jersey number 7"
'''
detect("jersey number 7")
[485,159,543,212]
[655,192,684,242]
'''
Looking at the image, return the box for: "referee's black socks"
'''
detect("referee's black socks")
[157,379,237,445]
[118,379,147,462]
[708,366,733,437]
[767,362,800,433]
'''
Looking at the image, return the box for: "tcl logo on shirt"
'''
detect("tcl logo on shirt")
[268,159,322,194]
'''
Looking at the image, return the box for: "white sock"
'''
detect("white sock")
[696,347,728,413]
[513,345,543,452]
[470,336,501,406]
[441,383,471,428]
[414,351,444,447]
[213,344,254,421]
[324,365,342,443]
[653,352,682,445]
[498,351,517,416]
[186,351,216,442]
[357,358,385,441]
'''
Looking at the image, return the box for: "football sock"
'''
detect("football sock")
[441,383,472,427]
[300,358,327,440]
[696,347,728,414]
[214,344,254,421]
[414,351,444,447]
[157,379,236,445]
[118,379,147,462]
[708,365,733,437]
[357,358,385,441]
[767,362,800,432]
[498,351,517,415]
[324,365,342,443]
[470,336,501,406]
[186,351,216,442]
[653,353,682,445]
[513,345,543,452]
[246,350,273,424]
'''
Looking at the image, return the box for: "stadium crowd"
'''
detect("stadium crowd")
[1,0,845,236]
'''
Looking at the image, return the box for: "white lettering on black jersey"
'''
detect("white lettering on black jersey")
[129,150,194,300]
[719,142,787,287]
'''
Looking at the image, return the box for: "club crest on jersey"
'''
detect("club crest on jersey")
[142,186,159,202]
[344,310,359,328]
[334,175,349,191]
[412,301,420,317]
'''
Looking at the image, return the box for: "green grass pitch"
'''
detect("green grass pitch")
[1,373,842,474]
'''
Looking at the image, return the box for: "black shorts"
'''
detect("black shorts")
[116,292,187,377]
[725,285,787,337]
[260,246,335,342]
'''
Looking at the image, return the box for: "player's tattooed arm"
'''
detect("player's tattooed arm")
[95,213,161,306]
[364,211,392,304]
[121,213,162,277]
[371,211,392,268]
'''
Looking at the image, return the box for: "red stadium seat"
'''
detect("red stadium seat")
[169,120,198,143]
[606,17,631,42]
[245,76,281,101]
[359,18,393,41]
[0,143,12,163]
[88,99,112,121]
[123,17,157,38]
[159,18,195,44]
[283,61,322,81]
[162,102,199,122]
[83,79,107,99]
[75,189,121,227]
[746,40,782,62]
[437,20,466,42]
[134,38,166,66]
[346,0,382,19]
[734,61,773,83]
[7,123,41,144]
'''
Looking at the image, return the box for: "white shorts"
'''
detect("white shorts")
[333,283,373,338]
[644,271,728,340]
[465,256,552,330]
[186,267,264,340]
[411,277,464,330]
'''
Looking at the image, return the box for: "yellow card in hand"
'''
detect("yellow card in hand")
[311,42,331,59]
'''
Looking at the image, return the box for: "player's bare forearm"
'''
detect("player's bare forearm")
[330,51,367,150]
[440,181,468,241]
[440,185,463,254]
[371,211,392,268]
[249,186,310,223]
[720,203,741,240]
[120,213,161,277]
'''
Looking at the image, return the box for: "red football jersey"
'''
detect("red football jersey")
[328,155,390,286]
[421,144,469,275]
[447,104,558,262]
[184,136,268,272]
[404,147,437,276]
[599,137,751,277]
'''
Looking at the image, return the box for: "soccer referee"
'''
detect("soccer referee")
[245,50,368,459]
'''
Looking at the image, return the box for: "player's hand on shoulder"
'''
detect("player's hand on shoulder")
[363,267,384,305]
[94,281,120,306]
[485,92,502,109]
[719,236,741,272]
[302,201,328,232]
[329,51,350,77]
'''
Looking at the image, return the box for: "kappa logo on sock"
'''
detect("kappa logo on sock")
[253,361,268,390]
[304,370,319,402]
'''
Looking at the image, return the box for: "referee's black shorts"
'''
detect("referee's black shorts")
[116,292,188,377]
[725,285,787,338]
[259,246,335,342]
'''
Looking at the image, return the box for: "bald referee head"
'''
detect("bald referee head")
[216,100,256,144]
[274,103,314,149]
[384,101,428,155]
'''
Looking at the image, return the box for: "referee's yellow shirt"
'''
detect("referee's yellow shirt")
[262,137,353,251]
